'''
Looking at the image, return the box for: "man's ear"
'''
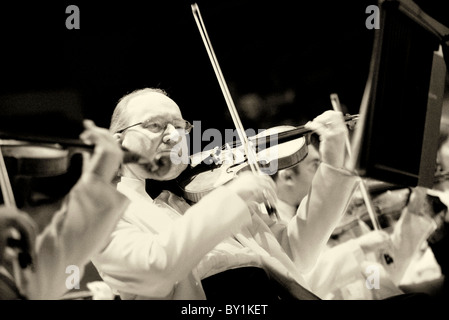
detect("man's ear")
[113,133,123,144]
[278,169,297,186]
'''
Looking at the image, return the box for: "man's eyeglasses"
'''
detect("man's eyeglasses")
[115,119,193,134]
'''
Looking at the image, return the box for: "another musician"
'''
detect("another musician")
[91,87,359,300]
[0,120,130,299]
[272,133,439,299]
[270,141,402,299]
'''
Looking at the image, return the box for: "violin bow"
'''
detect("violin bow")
[330,94,394,265]
[191,3,277,216]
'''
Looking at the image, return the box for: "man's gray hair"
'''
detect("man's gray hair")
[109,88,168,133]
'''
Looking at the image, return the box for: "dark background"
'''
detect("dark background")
[1,0,447,139]
[0,0,382,135]
[0,0,448,296]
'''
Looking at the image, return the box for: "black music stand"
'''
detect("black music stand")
[351,0,449,188]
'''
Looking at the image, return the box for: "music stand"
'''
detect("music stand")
[351,0,449,188]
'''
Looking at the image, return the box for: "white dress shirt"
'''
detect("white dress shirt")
[25,173,130,299]
[92,176,252,299]
[93,163,359,299]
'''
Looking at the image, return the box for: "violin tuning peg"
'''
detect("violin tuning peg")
[210,146,222,165]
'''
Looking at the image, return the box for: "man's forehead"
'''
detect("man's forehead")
[127,92,181,116]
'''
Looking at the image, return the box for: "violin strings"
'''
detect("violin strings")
[227,115,359,152]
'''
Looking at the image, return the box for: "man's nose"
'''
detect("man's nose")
[162,123,182,145]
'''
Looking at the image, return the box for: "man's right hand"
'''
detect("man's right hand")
[79,120,124,183]
[357,230,391,254]
[226,171,277,208]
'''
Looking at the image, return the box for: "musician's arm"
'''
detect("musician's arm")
[285,163,358,273]
[25,173,130,299]
[92,185,251,298]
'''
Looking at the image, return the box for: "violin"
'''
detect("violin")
[0,135,153,178]
[1,140,71,178]
[178,125,308,203]
[177,115,358,203]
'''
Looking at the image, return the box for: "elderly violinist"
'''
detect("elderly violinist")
[90,87,359,300]
[0,120,130,299]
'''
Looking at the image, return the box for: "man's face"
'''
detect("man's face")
[119,92,189,180]
[290,145,321,204]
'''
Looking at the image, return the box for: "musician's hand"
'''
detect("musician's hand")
[356,230,391,254]
[79,120,124,183]
[227,171,277,207]
[304,111,348,169]
[0,207,38,269]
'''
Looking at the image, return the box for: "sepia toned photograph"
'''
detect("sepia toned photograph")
[0,0,448,315]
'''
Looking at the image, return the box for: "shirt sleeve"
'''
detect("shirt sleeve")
[386,208,437,285]
[270,163,359,273]
[91,185,252,298]
[27,173,130,299]
[304,240,365,297]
